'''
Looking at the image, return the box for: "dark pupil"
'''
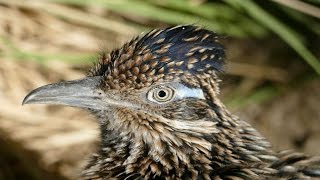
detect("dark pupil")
[158,90,167,98]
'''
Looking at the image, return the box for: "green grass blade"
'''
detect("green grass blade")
[225,86,279,109]
[0,36,93,64]
[280,5,320,35]
[49,0,254,37]
[224,0,320,74]
[147,0,267,37]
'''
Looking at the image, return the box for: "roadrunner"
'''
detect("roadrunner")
[23,25,320,179]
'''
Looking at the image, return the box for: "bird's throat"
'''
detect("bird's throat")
[88,107,276,179]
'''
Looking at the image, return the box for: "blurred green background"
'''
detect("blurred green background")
[0,0,319,179]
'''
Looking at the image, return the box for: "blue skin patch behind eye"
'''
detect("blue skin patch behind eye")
[146,83,205,104]
[174,83,205,100]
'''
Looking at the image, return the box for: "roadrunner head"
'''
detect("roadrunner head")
[23,25,272,178]
[23,25,226,136]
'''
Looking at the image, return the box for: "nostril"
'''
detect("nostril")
[97,91,103,96]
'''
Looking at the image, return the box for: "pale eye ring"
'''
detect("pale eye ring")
[147,86,175,103]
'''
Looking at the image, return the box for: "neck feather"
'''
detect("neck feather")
[84,104,277,179]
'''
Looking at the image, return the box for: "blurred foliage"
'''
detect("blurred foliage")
[1,0,319,73]
[46,0,320,74]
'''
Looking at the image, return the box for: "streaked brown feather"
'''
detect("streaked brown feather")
[77,25,320,179]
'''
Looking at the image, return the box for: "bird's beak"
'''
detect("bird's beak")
[22,76,106,110]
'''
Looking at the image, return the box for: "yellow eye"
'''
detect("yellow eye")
[148,86,175,103]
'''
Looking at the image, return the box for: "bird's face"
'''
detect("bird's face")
[23,25,225,148]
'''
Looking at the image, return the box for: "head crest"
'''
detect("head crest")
[91,25,225,89]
